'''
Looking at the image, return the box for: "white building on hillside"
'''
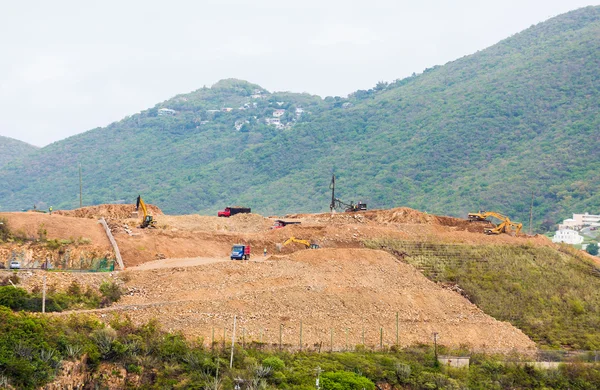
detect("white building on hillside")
[552,229,584,245]
[559,212,600,230]
[158,108,177,116]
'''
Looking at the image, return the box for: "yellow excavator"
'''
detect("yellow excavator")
[283,236,320,249]
[468,211,522,235]
[136,195,156,228]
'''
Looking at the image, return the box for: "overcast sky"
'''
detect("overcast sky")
[1,0,598,147]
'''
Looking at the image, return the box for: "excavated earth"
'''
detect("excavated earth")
[4,205,553,352]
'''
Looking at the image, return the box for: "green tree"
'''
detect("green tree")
[586,243,599,256]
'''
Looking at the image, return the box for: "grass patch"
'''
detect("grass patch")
[366,239,600,350]
[1,308,599,389]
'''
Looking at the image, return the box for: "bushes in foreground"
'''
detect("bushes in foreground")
[0,280,123,312]
[0,309,600,389]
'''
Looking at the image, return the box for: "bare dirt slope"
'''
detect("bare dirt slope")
[108,207,551,267]
[5,205,553,351]
[0,211,113,267]
[81,248,535,351]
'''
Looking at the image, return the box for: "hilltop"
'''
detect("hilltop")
[0,135,38,168]
[0,7,599,229]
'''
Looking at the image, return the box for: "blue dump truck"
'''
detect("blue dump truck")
[231,244,250,260]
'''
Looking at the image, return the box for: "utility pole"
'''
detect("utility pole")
[79,163,83,208]
[529,191,534,235]
[329,174,336,212]
[433,332,439,360]
[315,366,323,390]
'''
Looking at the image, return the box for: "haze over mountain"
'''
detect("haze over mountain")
[0,136,38,169]
[0,6,598,229]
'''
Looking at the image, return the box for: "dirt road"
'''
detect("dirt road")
[127,256,234,270]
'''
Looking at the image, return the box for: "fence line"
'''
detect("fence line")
[193,315,599,363]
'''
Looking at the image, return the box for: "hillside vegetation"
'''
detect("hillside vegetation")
[0,7,599,230]
[1,309,600,389]
[0,136,38,169]
[367,239,600,350]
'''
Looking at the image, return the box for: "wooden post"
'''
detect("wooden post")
[330,328,333,352]
[279,324,283,350]
[242,328,245,349]
[380,327,383,350]
[345,328,348,351]
[362,327,365,346]
[42,275,46,313]
[212,327,215,350]
[299,320,303,350]
[223,328,226,351]
[229,316,237,369]
[396,312,399,346]
[260,327,263,344]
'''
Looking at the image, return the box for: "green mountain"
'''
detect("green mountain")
[0,136,38,169]
[0,6,599,229]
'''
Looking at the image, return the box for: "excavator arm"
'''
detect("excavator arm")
[283,237,320,249]
[136,195,156,228]
[470,210,521,236]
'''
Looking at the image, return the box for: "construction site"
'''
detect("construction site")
[2,199,574,355]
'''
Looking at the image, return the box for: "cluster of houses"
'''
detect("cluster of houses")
[157,89,305,131]
[552,212,600,247]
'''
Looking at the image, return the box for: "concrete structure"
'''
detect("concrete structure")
[559,213,600,230]
[552,229,584,245]
[273,109,285,117]
[157,108,177,116]
[438,356,470,368]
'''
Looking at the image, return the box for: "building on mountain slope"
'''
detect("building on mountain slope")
[158,108,177,116]
[558,213,600,230]
[552,229,584,245]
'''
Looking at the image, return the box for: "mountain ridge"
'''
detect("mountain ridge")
[0,135,38,169]
[0,6,599,230]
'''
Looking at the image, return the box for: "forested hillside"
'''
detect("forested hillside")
[0,136,38,169]
[0,6,598,230]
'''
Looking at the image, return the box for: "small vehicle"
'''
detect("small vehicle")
[218,207,251,217]
[271,220,301,229]
[283,237,320,249]
[231,244,250,260]
[9,260,21,269]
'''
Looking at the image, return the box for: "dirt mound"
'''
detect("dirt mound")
[54,204,163,220]
[363,207,438,224]
[292,207,468,227]
[0,212,113,269]
[72,248,535,352]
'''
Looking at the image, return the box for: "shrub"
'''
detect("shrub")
[262,356,285,371]
[0,217,11,241]
[99,281,123,305]
[321,371,375,390]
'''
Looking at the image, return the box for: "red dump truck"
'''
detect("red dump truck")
[218,207,251,217]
